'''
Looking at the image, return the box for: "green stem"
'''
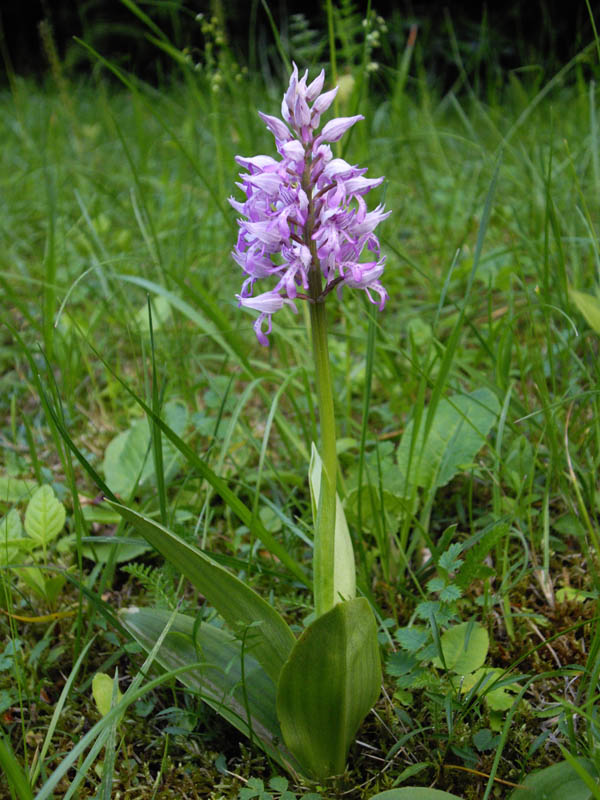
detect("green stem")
[309,298,337,617]
[302,146,338,617]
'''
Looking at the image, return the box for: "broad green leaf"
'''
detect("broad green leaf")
[509,758,597,800]
[369,790,464,800]
[108,502,295,684]
[92,673,123,717]
[570,288,600,334]
[309,444,355,603]
[556,586,594,603]
[431,622,488,674]
[121,606,300,775]
[461,668,521,711]
[102,400,187,497]
[395,626,429,653]
[396,388,500,492]
[0,477,38,504]
[0,509,29,565]
[24,486,66,546]
[276,597,381,779]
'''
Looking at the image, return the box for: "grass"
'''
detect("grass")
[1,4,600,798]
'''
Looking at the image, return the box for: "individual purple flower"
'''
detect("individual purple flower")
[230,62,391,345]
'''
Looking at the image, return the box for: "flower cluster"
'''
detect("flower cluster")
[230,64,391,345]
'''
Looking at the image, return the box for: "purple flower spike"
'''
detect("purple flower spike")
[231,63,390,345]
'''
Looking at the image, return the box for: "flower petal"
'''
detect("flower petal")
[318,115,364,143]
[312,86,338,115]
[258,112,292,143]
[306,69,325,102]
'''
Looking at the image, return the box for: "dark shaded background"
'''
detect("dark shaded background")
[1,1,597,88]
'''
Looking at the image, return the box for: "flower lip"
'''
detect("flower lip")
[236,290,296,314]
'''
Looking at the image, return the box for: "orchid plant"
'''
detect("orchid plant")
[113,64,390,781]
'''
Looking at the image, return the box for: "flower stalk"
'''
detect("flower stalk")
[230,63,390,616]
[309,297,337,615]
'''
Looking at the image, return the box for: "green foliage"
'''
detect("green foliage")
[369,791,464,800]
[120,561,176,608]
[92,672,124,718]
[276,598,381,779]
[509,759,599,800]
[431,622,489,673]
[109,503,295,685]
[388,619,491,691]
[102,400,188,498]
[238,775,322,800]
[0,508,29,564]
[0,736,34,800]
[395,388,501,495]
[114,502,381,780]
[1,484,68,604]
[0,477,38,504]
[309,444,355,603]
[569,288,600,334]
[387,536,526,713]
[24,485,66,548]
[121,605,300,773]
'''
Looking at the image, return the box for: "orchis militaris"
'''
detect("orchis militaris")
[116,66,384,783]
[231,63,390,618]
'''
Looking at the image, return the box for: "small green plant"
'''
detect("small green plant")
[1,484,68,606]
[238,775,322,800]
[386,535,525,776]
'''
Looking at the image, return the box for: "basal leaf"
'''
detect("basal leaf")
[431,621,488,674]
[121,606,300,775]
[396,388,500,493]
[24,485,66,546]
[276,597,381,779]
[309,444,355,603]
[108,502,295,684]
[509,758,597,800]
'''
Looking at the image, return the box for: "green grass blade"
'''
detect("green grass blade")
[88,344,307,584]
[107,501,296,683]
[147,298,167,525]
[29,637,96,787]
[0,736,34,800]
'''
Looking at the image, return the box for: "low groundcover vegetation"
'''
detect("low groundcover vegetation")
[2,3,600,799]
